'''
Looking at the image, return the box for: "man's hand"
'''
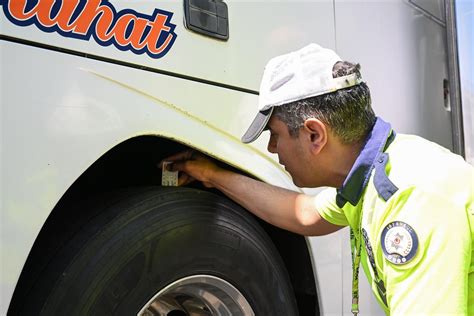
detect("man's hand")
[159,150,221,188]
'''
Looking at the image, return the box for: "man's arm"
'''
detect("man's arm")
[162,151,344,236]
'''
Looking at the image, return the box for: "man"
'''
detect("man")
[163,44,473,315]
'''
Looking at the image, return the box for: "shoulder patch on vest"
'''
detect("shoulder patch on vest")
[381,221,418,265]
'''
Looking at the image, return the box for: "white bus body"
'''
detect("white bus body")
[1,0,466,314]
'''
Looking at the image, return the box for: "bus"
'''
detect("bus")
[1,0,471,314]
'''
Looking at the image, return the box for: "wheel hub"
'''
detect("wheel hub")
[137,275,255,316]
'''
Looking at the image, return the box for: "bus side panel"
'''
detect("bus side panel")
[335,0,452,149]
[0,0,336,92]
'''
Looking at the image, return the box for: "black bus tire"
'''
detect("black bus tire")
[23,187,298,315]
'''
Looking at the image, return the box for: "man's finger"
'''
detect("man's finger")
[158,150,194,168]
[169,161,186,172]
[178,173,195,186]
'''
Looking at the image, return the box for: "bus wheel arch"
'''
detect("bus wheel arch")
[8,136,318,315]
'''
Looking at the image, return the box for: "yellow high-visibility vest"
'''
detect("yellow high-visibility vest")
[316,118,474,315]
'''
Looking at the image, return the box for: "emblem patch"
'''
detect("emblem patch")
[381,221,418,265]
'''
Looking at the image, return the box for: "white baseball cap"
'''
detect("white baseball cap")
[241,43,362,143]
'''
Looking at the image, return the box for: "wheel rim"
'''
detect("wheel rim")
[137,275,255,316]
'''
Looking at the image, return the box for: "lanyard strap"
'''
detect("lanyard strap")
[362,228,380,279]
[362,228,388,306]
[350,227,361,316]
[351,227,389,315]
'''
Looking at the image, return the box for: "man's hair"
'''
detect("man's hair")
[273,61,376,144]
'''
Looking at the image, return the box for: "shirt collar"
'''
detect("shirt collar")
[336,117,394,208]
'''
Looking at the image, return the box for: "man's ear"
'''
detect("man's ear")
[303,118,327,154]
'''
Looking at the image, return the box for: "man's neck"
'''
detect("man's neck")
[323,139,363,188]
